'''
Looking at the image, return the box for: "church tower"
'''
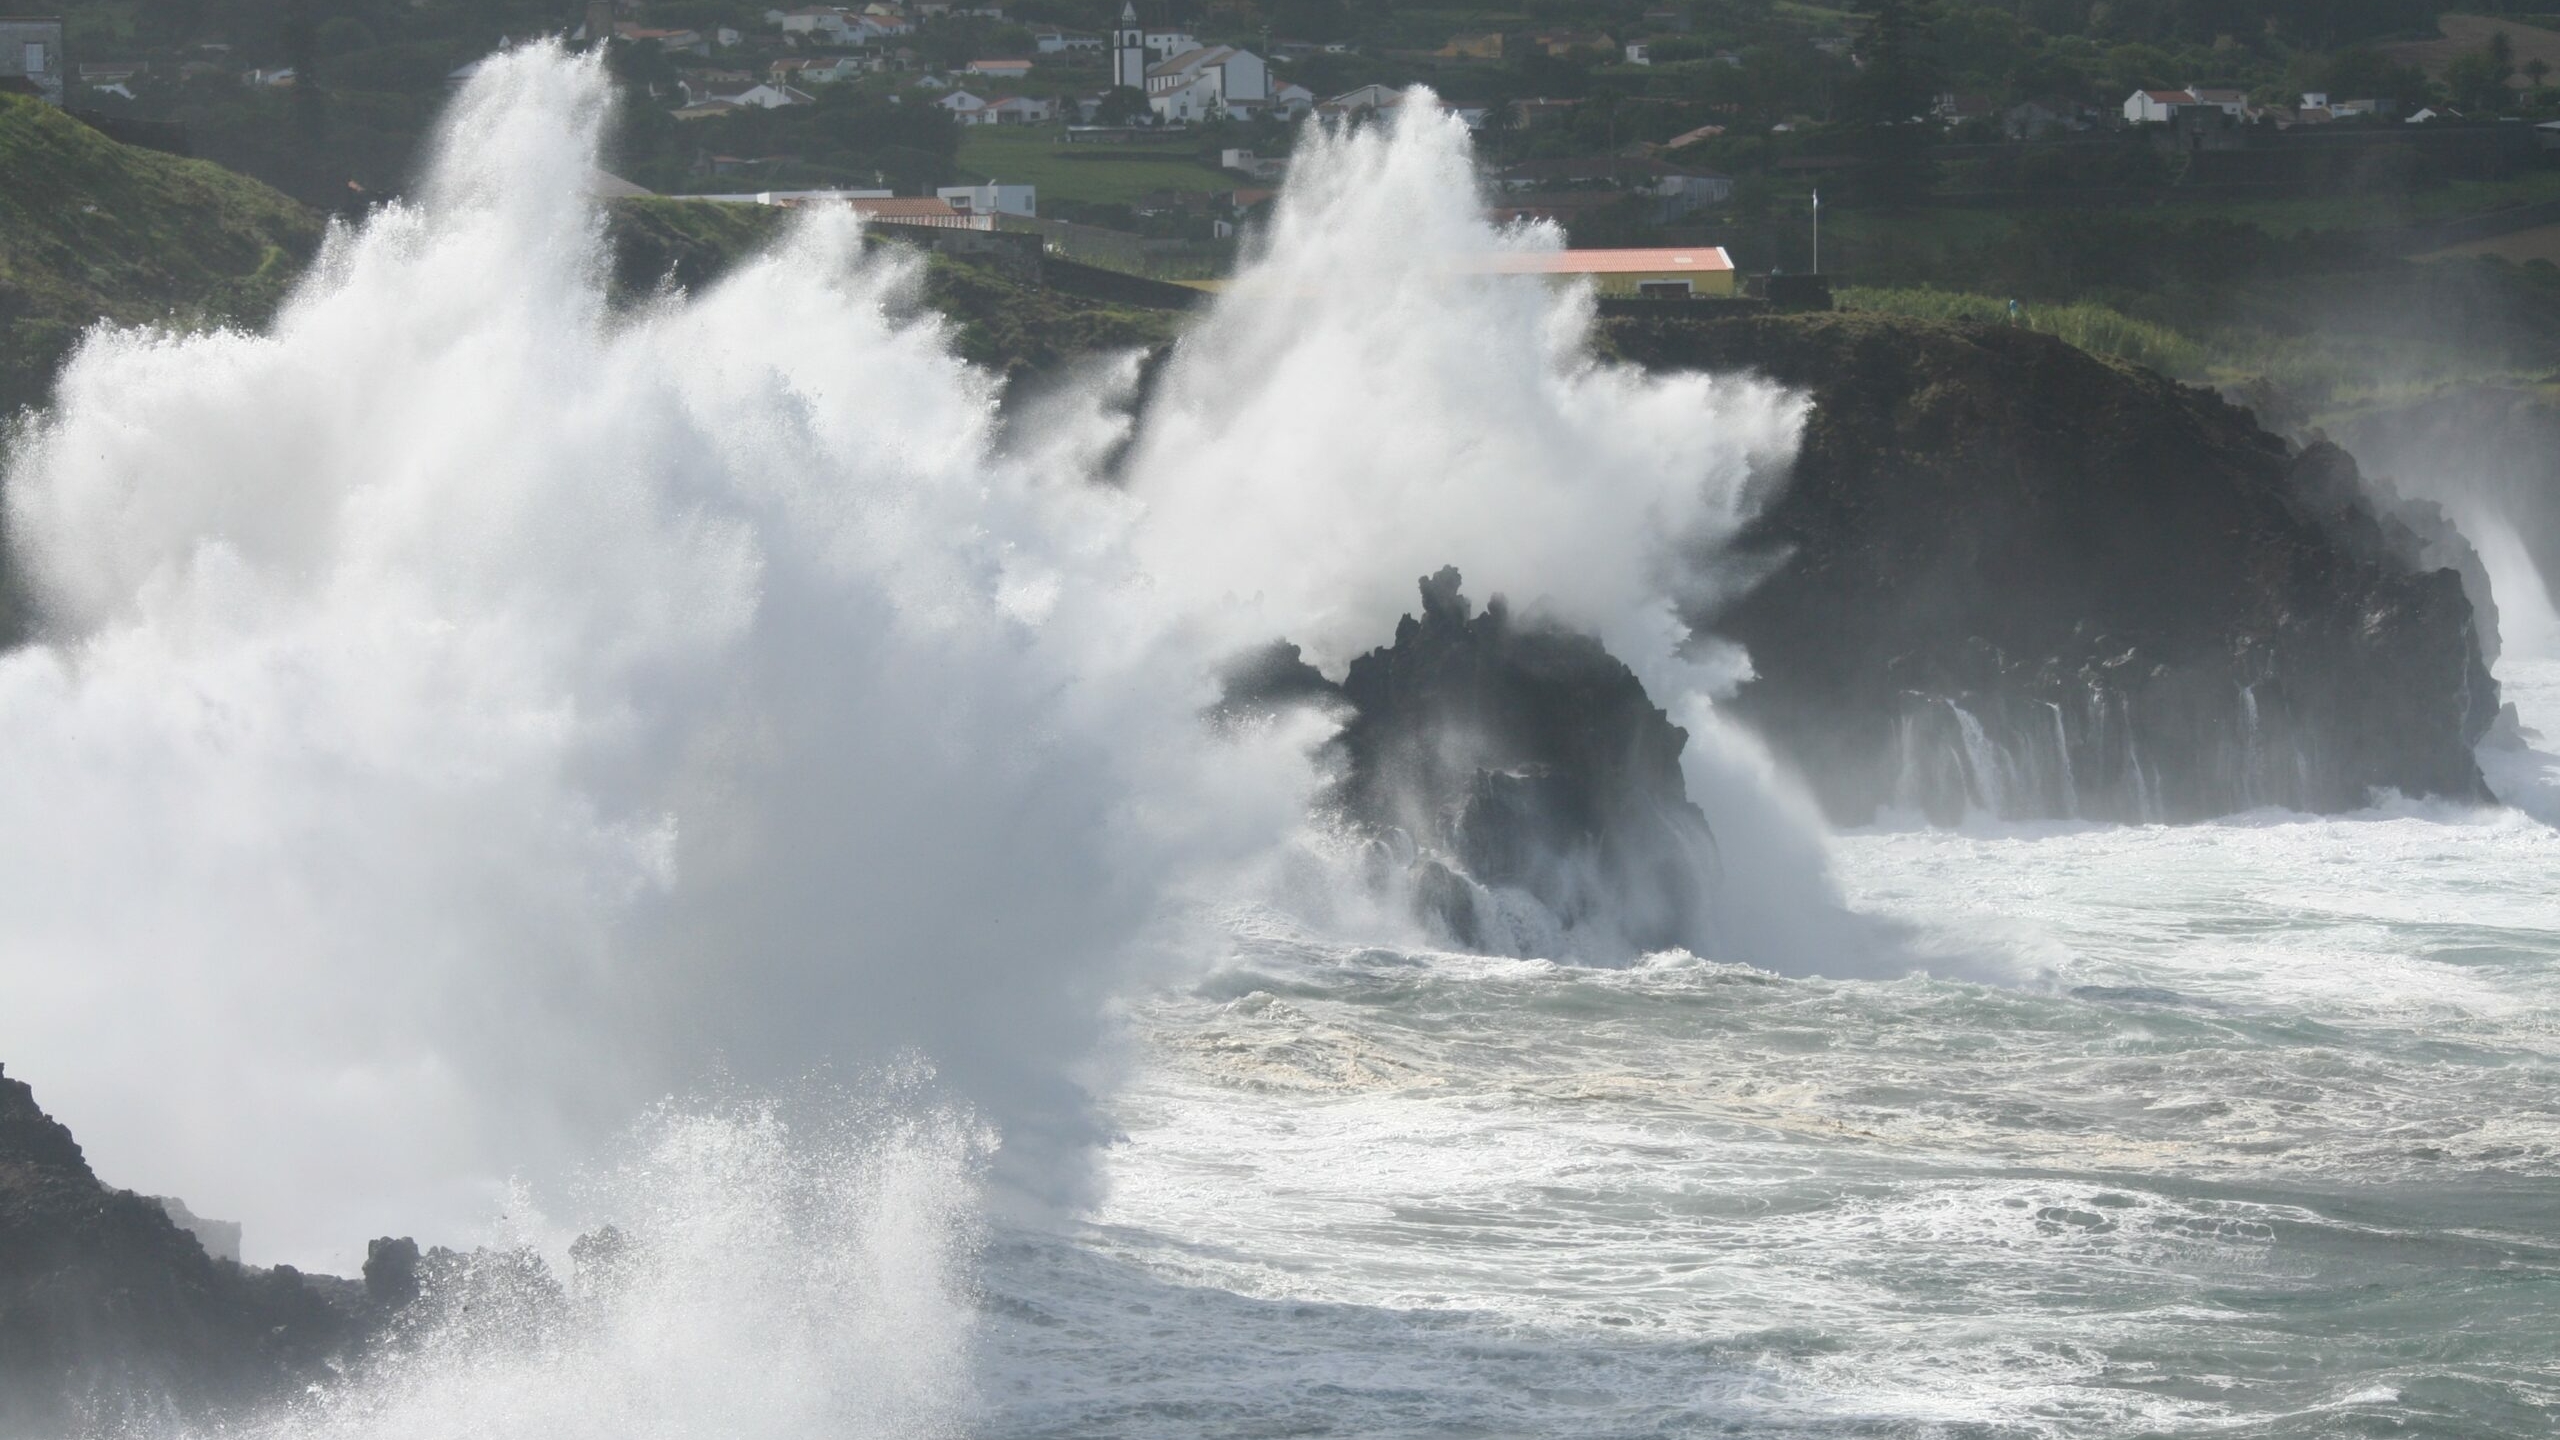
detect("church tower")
[1113,2,1148,92]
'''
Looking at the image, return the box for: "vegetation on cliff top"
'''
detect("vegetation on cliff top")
[0,108,1181,423]
[0,93,321,416]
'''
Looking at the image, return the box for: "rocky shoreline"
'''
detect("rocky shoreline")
[1608,313,2499,824]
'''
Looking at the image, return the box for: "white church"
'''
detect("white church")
[1110,2,1271,122]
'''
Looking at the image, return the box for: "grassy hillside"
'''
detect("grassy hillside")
[0,92,1186,417]
[0,93,323,417]
[953,129,1239,206]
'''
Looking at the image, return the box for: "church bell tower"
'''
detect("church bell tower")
[1113,2,1148,92]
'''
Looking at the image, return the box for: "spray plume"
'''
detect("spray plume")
[0,45,1813,1353]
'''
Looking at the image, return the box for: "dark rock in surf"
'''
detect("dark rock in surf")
[0,1062,357,1434]
[1225,568,1716,956]
[1604,313,2499,824]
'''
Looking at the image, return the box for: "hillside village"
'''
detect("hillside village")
[13,2,2560,416]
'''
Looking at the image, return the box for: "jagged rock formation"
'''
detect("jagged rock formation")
[1226,568,1716,957]
[0,1063,355,1434]
[1605,313,2498,824]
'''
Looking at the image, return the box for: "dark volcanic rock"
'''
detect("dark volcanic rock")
[1604,313,2498,824]
[0,1062,356,1434]
[1228,568,1716,956]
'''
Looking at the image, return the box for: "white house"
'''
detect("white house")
[936,92,1049,125]
[619,24,711,55]
[1034,27,1101,53]
[938,182,1038,217]
[1146,28,1199,57]
[720,82,814,109]
[0,16,64,103]
[773,55,868,84]
[978,94,1054,124]
[2188,86,2249,117]
[2123,88,2195,123]
[966,58,1033,79]
[1220,147,1288,179]
[1146,44,1267,121]
[1625,42,1650,65]
[1317,83,1399,120]
[773,5,851,35]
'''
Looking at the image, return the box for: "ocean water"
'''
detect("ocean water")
[981,662,2560,1439]
[7,44,2557,1440]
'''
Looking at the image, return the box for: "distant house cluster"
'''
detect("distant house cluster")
[767,4,916,48]
[2121,86,2399,127]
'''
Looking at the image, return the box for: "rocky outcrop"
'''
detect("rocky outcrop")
[1225,568,1716,957]
[0,1063,356,1435]
[1605,313,2498,824]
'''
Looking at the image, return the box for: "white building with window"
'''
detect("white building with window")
[2122,88,2196,124]
[1146,44,1267,121]
[938,182,1037,217]
[1,17,63,104]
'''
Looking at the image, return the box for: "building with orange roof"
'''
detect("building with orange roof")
[1475,247,1737,298]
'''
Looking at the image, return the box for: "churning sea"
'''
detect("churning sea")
[979,660,2560,1440]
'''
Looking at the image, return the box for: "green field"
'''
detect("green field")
[1834,286,2205,375]
[954,128,1239,205]
[1835,282,2553,417]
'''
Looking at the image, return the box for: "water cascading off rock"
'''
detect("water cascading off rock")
[1609,313,2501,824]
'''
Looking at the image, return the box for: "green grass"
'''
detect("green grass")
[0,92,322,414]
[1836,286,2208,375]
[954,127,1238,205]
[1836,282,2557,422]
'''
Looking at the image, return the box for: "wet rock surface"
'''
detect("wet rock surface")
[1606,312,2498,823]
[0,1063,354,1434]
[1226,568,1716,956]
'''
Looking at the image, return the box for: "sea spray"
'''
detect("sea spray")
[246,1085,986,1440]
[0,40,1817,1322]
[1121,91,1805,677]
